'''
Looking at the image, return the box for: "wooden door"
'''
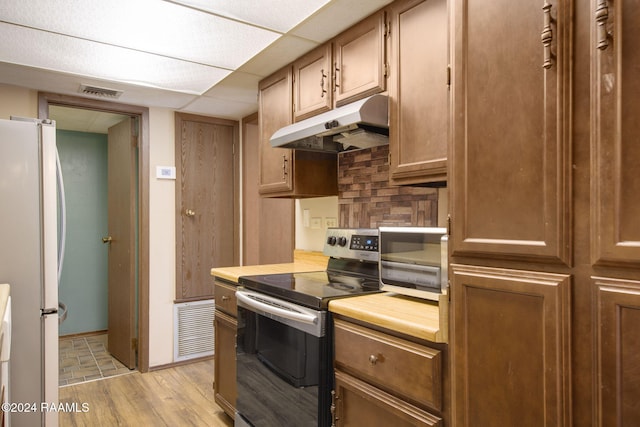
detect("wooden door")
[176,113,238,301]
[293,44,333,121]
[450,0,571,263]
[107,117,137,369]
[258,66,293,195]
[241,114,294,265]
[333,10,387,107]
[388,0,448,185]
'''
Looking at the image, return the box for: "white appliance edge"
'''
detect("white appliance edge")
[0,118,59,426]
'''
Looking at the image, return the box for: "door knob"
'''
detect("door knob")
[102,236,113,244]
[185,209,196,217]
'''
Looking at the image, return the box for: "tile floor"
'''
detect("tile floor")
[59,333,134,387]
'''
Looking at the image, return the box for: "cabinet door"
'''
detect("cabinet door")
[450,0,572,263]
[388,0,448,185]
[258,66,293,194]
[293,44,332,121]
[594,277,640,426]
[333,10,386,107]
[213,309,237,418]
[451,264,571,427]
[591,0,640,267]
[333,370,442,427]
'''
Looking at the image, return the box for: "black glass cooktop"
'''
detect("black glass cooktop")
[238,270,381,309]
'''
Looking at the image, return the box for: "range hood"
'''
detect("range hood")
[270,94,389,152]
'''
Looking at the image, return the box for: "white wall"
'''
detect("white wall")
[147,107,176,366]
[0,84,37,119]
[295,196,339,252]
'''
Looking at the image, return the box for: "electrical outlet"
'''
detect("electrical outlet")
[325,217,337,228]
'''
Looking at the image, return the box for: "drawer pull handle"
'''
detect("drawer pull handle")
[221,296,230,301]
[369,354,378,365]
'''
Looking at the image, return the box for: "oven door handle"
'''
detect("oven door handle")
[236,290,319,325]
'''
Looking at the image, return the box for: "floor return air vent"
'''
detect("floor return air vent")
[173,299,215,362]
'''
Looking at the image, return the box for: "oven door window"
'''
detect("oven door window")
[237,305,327,427]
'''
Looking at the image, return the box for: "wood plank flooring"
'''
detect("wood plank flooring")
[59,359,233,426]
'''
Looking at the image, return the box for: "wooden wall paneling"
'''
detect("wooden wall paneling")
[451,264,571,427]
[242,113,294,265]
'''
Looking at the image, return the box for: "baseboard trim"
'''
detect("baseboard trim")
[59,329,108,339]
[148,355,214,372]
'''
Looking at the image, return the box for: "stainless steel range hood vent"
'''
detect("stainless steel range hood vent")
[270,94,389,152]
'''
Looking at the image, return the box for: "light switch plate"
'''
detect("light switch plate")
[311,217,322,229]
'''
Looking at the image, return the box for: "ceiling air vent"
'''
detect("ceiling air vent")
[78,84,123,99]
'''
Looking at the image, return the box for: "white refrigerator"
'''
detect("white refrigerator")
[0,117,62,426]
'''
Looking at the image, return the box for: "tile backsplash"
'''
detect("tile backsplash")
[338,145,439,228]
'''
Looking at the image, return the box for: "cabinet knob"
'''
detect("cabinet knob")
[221,296,230,302]
[369,354,379,365]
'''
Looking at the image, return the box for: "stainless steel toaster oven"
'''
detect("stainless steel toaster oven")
[378,226,448,301]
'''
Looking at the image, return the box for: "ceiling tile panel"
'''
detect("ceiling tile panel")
[0,0,281,69]
[0,23,230,94]
[171,0,331,33]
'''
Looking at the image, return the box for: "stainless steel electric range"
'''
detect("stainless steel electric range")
[235,228,381,427]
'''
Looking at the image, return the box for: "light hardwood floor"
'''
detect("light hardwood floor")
[59,359,233,426]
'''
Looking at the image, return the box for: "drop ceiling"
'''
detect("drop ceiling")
[0,0,393,121]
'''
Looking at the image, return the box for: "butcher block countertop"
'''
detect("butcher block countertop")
[210,250,328,283]
[210,251,448,344]
[329,292,448,344]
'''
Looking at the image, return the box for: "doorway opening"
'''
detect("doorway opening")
[38,92,150,375]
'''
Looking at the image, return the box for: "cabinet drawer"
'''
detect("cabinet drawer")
[334,319,442,410]
[214,280,237,317]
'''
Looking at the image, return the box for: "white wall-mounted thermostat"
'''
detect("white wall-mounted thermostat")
[156,166,176,180]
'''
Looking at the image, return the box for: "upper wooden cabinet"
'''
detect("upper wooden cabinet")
[333,10,387,107]
[259,66,294,195]
[591,0,640,267]
[388,0,448,186]
[450,0,571,263]
[293,44,333,122]
[258,66,338,198]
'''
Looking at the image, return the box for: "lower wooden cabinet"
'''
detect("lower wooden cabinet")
[333,370,441,427]
[594,276,640,425]
[450,264,571,427]
[332,318,444,426]
[213,279,237,419]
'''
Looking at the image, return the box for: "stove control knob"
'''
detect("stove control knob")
[327,236,337,246]
[338,236,348,247]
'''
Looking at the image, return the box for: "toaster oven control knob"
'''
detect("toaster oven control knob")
[338,236,348,247]
[327,236,337,246]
